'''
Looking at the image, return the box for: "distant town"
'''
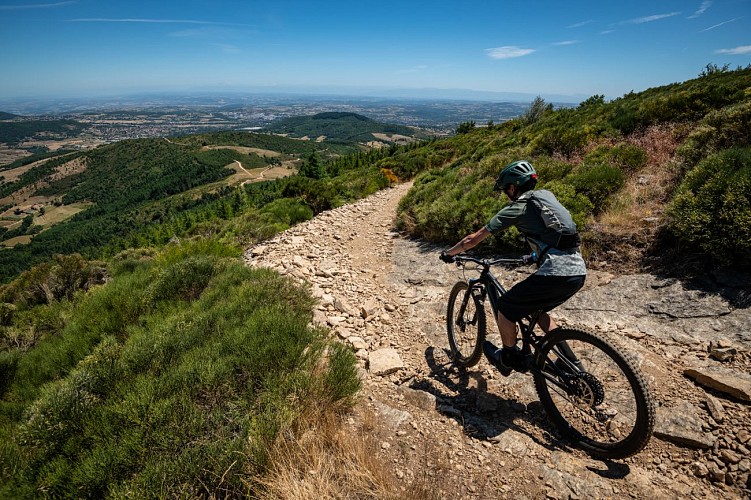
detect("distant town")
[0,93,560,146]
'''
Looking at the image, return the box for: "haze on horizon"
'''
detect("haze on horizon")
[1,0,750,102]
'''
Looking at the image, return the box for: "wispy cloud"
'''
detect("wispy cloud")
[622,12,681,24]
[600,30,615,35]
[567,20,594,29]
[688,1,712,19]
[0,1,74,10]
[553,40,579,46]
[169,25,255,39]
[716,45,751,55]
[485,46,535,59]
[212,43,242,54]
[71,18,253,27]
[701,17,742,32]
[395,65,430,74]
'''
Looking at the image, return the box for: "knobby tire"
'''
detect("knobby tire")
[533,327,655,459]
[446,281,486,367]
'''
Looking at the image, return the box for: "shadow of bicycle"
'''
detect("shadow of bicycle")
[417,345,631,478]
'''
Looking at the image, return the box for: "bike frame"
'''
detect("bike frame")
[455,256,581,390]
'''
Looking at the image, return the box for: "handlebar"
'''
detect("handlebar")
[454,252,537,268]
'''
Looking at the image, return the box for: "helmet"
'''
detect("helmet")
[494,160,537,191]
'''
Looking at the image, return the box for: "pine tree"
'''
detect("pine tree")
[298,151,325,179]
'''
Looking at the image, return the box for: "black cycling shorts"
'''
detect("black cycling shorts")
[497,274,586,322]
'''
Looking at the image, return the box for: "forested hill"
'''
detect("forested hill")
[389,65,751,272]
[264,111,418,143]
[0,129,413,281]
[0,117,85,144]
[1,66,750,498]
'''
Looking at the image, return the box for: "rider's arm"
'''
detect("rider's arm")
[446,227,491,256]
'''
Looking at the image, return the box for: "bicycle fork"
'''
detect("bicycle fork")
[456,279,485,330]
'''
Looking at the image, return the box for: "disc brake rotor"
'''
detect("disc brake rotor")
[568,371,605,407]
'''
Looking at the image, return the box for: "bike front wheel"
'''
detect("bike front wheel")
[533,328,655,459]
[446,281,486,367]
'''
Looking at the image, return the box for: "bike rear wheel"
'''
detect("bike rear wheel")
[533,328,655,459]
[446,281,486,367]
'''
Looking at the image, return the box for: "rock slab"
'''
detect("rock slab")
[368,348,404,376]
[684,364,751,401]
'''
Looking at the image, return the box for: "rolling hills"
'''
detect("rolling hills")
[263,111,422,143]
[0,65,750,498]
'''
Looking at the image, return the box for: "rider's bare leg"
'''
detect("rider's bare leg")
[496,312,519,348]
[537,312,557,334]
[497,311,558,347]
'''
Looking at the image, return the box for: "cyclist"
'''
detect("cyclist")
[439,160,586,376]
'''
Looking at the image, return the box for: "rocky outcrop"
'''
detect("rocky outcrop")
[246,183,751,499]
[684,364,751,401]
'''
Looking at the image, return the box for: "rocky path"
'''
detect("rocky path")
[245,182,751,499]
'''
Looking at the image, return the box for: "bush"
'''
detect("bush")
[584,144,648,174]
[531,125,589,156]
[109,247,156,277]
[144,255,222,304]
[0,254,107,309]
[533,156,574,182]
[565,163,625,208]
[1,241,361,497]
[668,147,751,266]
[677,101,751,168]
[259,197,314,228]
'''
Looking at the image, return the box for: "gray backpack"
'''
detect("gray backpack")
[525,190,581,250]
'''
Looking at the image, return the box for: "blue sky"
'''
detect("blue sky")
[1,0,750,100]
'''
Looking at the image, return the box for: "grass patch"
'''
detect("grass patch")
[0,238,360,497]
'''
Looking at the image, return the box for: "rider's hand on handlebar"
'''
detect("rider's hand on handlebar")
[439,251,455,263]
[521,252,538,265]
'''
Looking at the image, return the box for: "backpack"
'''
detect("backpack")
[523,190,581,251]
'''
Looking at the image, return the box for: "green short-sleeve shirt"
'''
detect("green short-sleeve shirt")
[484,191,587,277]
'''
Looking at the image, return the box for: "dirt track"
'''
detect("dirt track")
[246,182,750,499]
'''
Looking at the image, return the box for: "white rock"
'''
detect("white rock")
[348,336,368,350]
[368,348,405,376]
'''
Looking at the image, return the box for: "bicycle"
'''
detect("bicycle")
[445,254,655,459]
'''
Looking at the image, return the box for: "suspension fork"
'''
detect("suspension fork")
[457,278,486,326]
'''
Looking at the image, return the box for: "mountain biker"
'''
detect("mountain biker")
[439,160,586,376]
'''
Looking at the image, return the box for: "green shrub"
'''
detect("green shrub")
[396,168,500,244]
[668,147,751,266]
[533,156,574,182]
[109,247,156,277]
[677,101,751,167]
[1,242,360,497]
[565,163,625,208]
[259,197,314,227]
[584,144,648,174]
[0,350,19,397]
[531,125,589,156]
[0,254,107,309]
[145,255,222,304]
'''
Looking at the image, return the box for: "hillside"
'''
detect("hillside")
[383,66,751,271]
[264,112,420,144]
[0,129,412,281]
[0,112,19,120]
[244,183,751,499]
[1,67,751,498]
[0,117,85,145]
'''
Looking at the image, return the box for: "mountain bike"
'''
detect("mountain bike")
[446,254,655,459]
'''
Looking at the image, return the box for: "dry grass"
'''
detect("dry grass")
[255,406,435,500]
[202,145,282,157]
[0,235,32,247]
[579,124,689,270]
[34,202,93,228]
[597,124,685,231]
